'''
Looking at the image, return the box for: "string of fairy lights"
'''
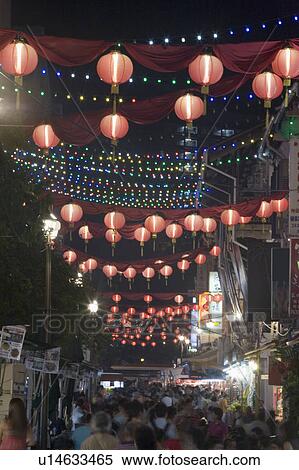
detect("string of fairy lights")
[9,138,264,208]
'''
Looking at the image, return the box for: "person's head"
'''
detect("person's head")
[154,402,167,419]
[134,425,157,450]
[7,398,27,433]
[213,407,223,422]
[126,400,144,421]
[78,413,91,426]
[118,422,137,443]
[91,411,112,433]
[245,406,253,416]
[76,398,85,409]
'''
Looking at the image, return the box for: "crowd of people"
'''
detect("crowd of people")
[0,384,298,450]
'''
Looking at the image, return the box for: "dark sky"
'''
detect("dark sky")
[12,0,299,41]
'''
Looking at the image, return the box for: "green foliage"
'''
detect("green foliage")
[276,345,299,427]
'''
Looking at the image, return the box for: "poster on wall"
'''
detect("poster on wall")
[290,239,299,317]
[25,347,61,374]
[289,138,299,236]
[0,325,26,361]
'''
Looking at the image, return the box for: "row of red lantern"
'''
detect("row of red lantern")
[112,293,190,305]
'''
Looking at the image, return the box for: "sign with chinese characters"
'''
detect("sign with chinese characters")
[0,325,26,360]
[290,239,299,317]
[289,138,299,236]
[209,271,221,292]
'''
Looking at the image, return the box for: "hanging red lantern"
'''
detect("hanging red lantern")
[121,339,127,345]
[177,259,190,279]
[174,307,182,315]
[184,213,204,248]
[272,47,299,85]
[127,307,136,316]
[110,305,119,314]
[175,294,184,304]
[202,217,217,233]
[159,265,173,285]
[165,307,173,315]
[104,211,126,230]
[103,264,118,281]
[96,51,133,93]
[144,294,153,304]
[151,341,157,347]
[256,201,273,219]
[112,294,121,304]
[144,214,166,251]
[174,93,204,127]
[166,223,183,253]
[123,266,137,289]
[100,114,129,144]
[105,229,122,256]
[272,47,299,106]
[221,209,240,227]
[195,253,207,265]
[63,250,77,265]
[79,262,88,274]
[272,197,288,213]
[240,216,252,224]
[0,41,38,76]
[147,307,156,315]
[252,72,283,107]
[141,341,147,347]
[142,267,155,289]
[85,258,97,272]
[33,124,60,151]
[134,227,151,256]
[209,245,221,257]
[60,203,83,227]
[131,341,137,346]
[79,225,93,252]
[182,305,190,314]
[188,54,223,94]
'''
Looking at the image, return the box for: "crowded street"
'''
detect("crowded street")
[0,0,299,464]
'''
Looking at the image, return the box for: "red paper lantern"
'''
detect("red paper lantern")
[103,264,118,279]
[177,259,190,279]
[188,54,224,93]
[121,339,127,345]
[104,211,126,230]
[272,198,288,213]
[144,294,153,304]
[165,307,173,315]
[147,307,156,315]
[256,201,273,219]
[142,267,155,289]
[79,225,93,241]
[134,227,151,256]
[105,229,121,256]
[0,41,38,76]
[96,51,133,93]
[60,204,83,226]
[111,305,119,314]
[195,253,207,265]
[174,93,204,126]
[166,223,183,252]
[239,216,252,224]
[184,213,204,234]
[100,114,129,143]
[86,258,97,271]
[182,305,190,314]
[131,341,137,346]
[127,307,136,315]
[33,124,60,151]
[272,47,299,84]
[112,293,121,303]
[202,217,217,233]
[252,72,283,107]
[175,295,184,304]
[221,209,240,226]
[141,342,147,347]
[63,250,77,265]
[144,214,165,250]
[123,266,137,289]
[174,307,182,315]
[79,262,88,274]
[209,245,221,257]
[159,265,173,285]
[151,341,157,347]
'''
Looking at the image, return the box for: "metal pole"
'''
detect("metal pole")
[40,234,52,449]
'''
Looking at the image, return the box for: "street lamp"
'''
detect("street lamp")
[40,215,60,449]
[178,335,190,364]
[88,300,99,314]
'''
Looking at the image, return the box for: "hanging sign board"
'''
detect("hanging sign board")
[0,325,26,361]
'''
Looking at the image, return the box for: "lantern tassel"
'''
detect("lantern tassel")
[15,76,22,111]
[147,279,150,290]
[85,241,88,253]
[112,244,115,257]
[265,108,270,128]
[284,87,289,108]
[141,244,144,257]
[129,280,132,291]
[182,271,185,280]
[192,235,196,250]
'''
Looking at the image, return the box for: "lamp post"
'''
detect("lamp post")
[40,215,60,449]
[178,335,190,365]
